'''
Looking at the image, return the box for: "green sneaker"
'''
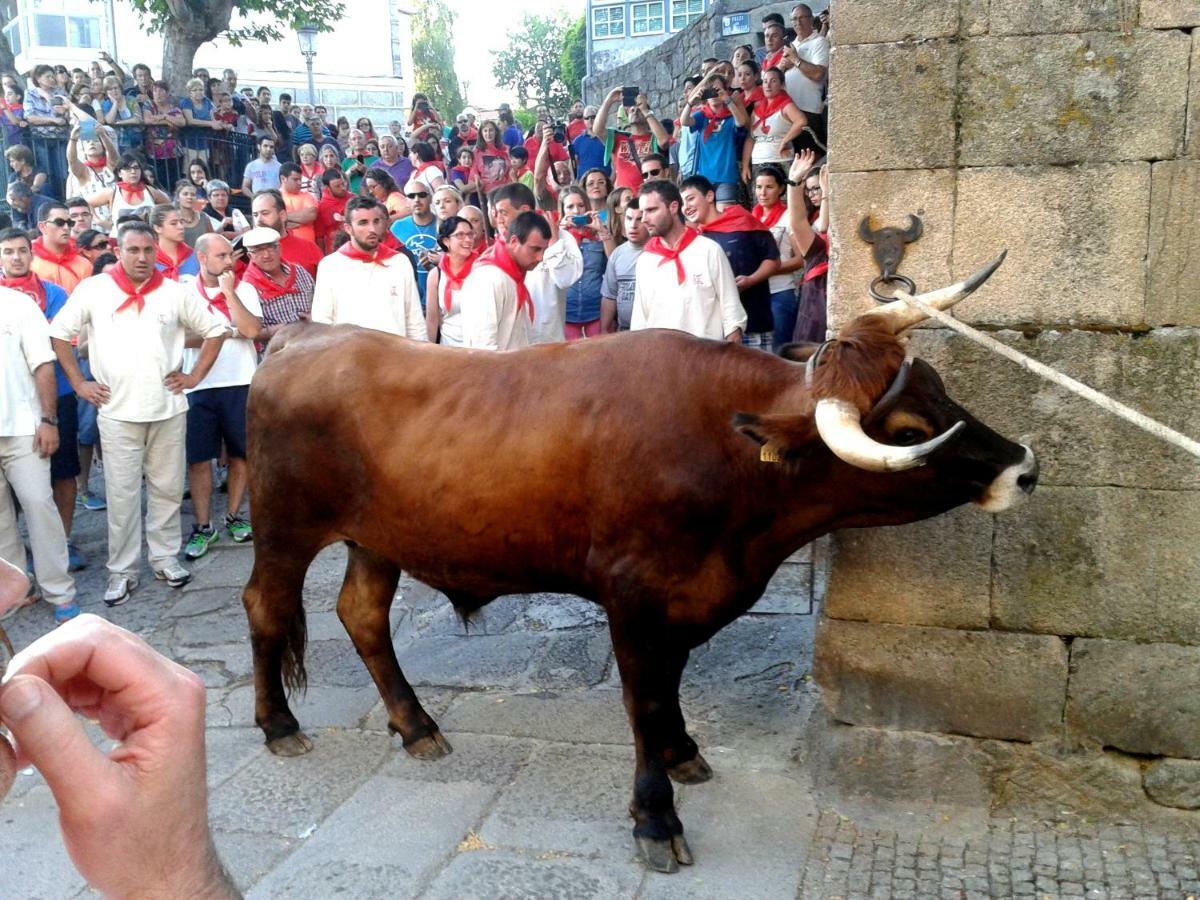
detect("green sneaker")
[184,524,219,559]
[225,514,253,543]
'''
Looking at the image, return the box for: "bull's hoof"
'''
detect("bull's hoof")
[667,752,713,784]
[637,834,694,873]
[266,730,314,757]
[404,728,453,760]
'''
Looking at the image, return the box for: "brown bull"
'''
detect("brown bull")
[242,252,1036,873]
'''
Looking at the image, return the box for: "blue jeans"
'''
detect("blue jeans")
[771,288,800,352]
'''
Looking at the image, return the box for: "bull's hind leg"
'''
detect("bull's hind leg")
[244,543,319,756]
[337,544,451,760]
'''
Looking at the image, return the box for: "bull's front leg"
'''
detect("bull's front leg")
[610,625,695,874]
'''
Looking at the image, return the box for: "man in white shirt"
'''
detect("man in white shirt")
[460,210,551,351]
[311,196,427,340]
[781,4,829,147]
[631,180,746,341]
[182,234,263,561]
[49,222,229,606]
[0,286,77,622]
[242,135,282,195]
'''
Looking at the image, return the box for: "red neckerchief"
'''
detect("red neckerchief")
[243,262,297,300]
[110,266,164,315]
[301,161,323,181]
[643,228,699,285]
[451,164,471,181]
[339,242,398,267]
[753,203,786,229]
[382,231,403,251]
[741,85,766,108]
[115,180,146,205]
[701,102,732,141]
[567,226,593,245]
[31,237,81,267]
[752,92,792,134]
[511,164,529,180]
[0,272,47,310]
[415,161,442,176]
[475,238,533,321]
[195,278,231,319]
[155,242,193,281]
[698,206,768,234]
[83,157,108,171]
[804,260,829,282]
[439,251,477,312]
[762,48,785,70]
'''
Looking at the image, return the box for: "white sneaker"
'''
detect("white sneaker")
[153,563,191,588]
[104,573,139,607]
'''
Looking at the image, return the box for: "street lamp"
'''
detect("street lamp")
[297,24,318,106]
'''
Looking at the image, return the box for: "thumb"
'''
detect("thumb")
[0,675,113,800]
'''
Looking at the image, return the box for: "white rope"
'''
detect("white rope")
[893,291,1200,460]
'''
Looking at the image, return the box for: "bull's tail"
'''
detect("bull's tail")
[281,605,309,696]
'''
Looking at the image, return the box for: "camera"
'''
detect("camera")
[417,101,430,112]
[621,85,640,108]
[700,88,718,101]
[552,122,566,143]
[570,214,591,227]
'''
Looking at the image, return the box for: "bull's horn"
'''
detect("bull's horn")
[858,216,876,243]
[815,398,966,472]
[866,250,1007,334]
[900,215,923,243]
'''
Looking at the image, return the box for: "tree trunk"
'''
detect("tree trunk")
[162,23,208,90]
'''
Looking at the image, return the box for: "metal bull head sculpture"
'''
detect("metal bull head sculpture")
[859,214,923,301]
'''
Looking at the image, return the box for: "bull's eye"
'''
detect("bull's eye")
[892,428,927,446]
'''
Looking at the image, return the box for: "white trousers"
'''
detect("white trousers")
[0,435,75,606]
[97,413,186,576]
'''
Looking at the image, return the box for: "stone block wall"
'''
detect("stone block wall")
[814,2,1200,817]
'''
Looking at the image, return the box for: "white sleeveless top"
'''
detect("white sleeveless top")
[750,106,791,166]
[108,186,156,233]
[438,276,464,346]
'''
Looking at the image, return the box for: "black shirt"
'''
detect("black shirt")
[703,228,780,334]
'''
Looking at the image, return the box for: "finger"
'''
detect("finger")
[0,674,116,796]
[0,732,15,801]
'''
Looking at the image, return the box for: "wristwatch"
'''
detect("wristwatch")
[40,416,58,426]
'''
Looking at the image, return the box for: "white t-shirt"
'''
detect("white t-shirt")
[785,32,829,114]
[311,250,427,340]
[460,265,532,351]
[0,287,56,437]
[243,157,282,193]
[526,231,583,345]
[631,234,747,340]
[183,279,263,391]
[766,217,799,294]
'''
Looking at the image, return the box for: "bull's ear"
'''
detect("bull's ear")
[778,341,822,363]
[732,412,819,462]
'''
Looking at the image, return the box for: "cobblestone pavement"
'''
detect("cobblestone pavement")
[2,471,1198,899]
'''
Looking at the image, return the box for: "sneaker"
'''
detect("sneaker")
[54,601,81,625]
[225,514,252,543]
[104,573,138,607]
[153,563,191,588]
[185,524,219,559]
[67,543,87,571]
[76,490,107,511]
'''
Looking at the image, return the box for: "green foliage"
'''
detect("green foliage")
[560,16,586,101]
[512,108,537,134]
[125,0,344,48]
[491,13,573,115]
[412,0,465,119]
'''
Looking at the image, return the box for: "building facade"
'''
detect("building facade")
[586,0,711,78]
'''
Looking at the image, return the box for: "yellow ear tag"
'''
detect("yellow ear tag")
[760,444,785,463]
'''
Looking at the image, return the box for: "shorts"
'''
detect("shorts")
[49,392,81,481]
[186,385,249,465]
[76,355,99,445]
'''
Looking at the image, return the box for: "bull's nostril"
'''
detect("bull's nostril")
[1017,467,1039,495]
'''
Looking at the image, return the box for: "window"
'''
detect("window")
[592,3,624,40]
[631,1,665,35]
[3,20,19,56]
[34,12,63,45]
[30,10,97,47]
[1,0,20,56]
[670,0,703,30]
[68,14,97,47]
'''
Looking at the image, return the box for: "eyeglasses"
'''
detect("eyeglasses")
[246,244,279,254]
[406,192,429,199]
[45,217,71,228]
[89,240,112,251]
[451,230,474,240]
[642,168,663,178]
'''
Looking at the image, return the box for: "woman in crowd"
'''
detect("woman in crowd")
[1,81,28,147]
[731,44,756,68]
[173,179,213,246]
[605,187,633,247]
[559,185,611,340]
[335,116,351,147]
[432,185,463,224]
[384,135,413,187]
[742,67,806,185]
[141,80,186,187]
[179,77,226,167]
[752,164,805,350]
[363,167,407,221]
[460,205,487,245]
[5,144,47,193]
[365,138,381,159]
[734,58,764,111]
[298,143,323,196]
[87,153,169,229]
[465,120,511,202]
[202,179,250,238]
[65,122,118,225]
[407,93,442,144]
[187,160,210,200]
[450,147,477,205]
[318,144,342,185]
[580,168,614,224]
[68,82,97,119]
[75,229,112,264]
[424,214,478,346]
[409,141,445,192]
[149,203,199,281]
[788,151,829,343]
[24,64,68,127]
[99,76,142,152]
[341,129,378,193]
[356,116,376,142]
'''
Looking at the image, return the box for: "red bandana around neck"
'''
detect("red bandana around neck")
[415,161,441,176]
[698,205,768,235]
[339,242,398,267]
[643,227,699,285]
[752,93,792,134]
[83,157,108,171]
[31,237,80,267]
[741,85,766,109]
[115,181,146,205]
[701,102,732,142]
[567,226,593,246]
[475,239,533,321]
[0,272,47,310]
[752,203,786,229]
[242,262,297,300]
[110,266,164,315]
[195,278,231,319]
[439,252,477,312]
[762,48,785,70]
[155,242,193,281]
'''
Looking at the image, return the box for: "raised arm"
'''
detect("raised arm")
[639,95,670,147]
[787,150,818,256]
[593,87,621,140]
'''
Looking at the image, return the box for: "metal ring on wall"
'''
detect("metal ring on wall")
[869,274,917,303]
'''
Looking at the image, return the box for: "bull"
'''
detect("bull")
[242,252,1036,873]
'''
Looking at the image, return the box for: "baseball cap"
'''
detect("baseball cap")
[241,226,281,249]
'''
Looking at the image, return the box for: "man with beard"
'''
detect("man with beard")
[315,169,351,252]
[460,210,551,351]
[251,190,323,278]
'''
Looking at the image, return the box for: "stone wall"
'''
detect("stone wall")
[812,1,1200,818]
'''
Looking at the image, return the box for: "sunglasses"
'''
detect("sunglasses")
[89,240,112,250]
[406,192,430,199]
[45,217,72,228]
[642,168,663,177]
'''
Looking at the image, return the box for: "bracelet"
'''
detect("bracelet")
[786,179,802,186]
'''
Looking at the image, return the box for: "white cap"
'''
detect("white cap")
[241,226,281,248]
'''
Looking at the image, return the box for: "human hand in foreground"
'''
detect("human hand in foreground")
[0,612,239,898]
